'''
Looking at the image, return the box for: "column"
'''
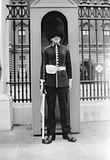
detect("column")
[0,0,13,130]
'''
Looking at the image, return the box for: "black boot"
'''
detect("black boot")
[43,135,55,144]
[63,133,77,142]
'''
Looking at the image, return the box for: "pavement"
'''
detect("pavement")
[0,121,110,160]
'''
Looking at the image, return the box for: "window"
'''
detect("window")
[104,30,110,43]
[19,55,26,61]
[104,30,110,36]
[83,30,89,36]
[19,66,26,78]
[80,61,95,82]
[83,30,89,43]
[18,30,26,44]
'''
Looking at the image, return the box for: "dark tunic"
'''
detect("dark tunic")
[40,44,72,88]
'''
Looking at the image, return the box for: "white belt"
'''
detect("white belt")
[57,66,66,71]
[46,65,66,74]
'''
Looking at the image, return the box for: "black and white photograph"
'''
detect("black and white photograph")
[0,0,110,159]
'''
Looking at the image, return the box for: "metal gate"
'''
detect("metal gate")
[6,0,31,102]
[79,1,110,100]
[6,0,110,102]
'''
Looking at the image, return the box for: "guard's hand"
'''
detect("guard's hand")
[69,79,72,90]
[40,79,45,94]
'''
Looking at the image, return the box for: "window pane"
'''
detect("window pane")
[83,30,89,35]
[19,56,26,60]
[18,35,26,44]
[18,30,26,36]
[104,30,110,43]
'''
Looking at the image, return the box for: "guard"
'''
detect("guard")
[40,35,77,144]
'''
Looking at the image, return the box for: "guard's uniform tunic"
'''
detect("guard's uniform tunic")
[40,44,72,136]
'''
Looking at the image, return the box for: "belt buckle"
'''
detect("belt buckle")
[57,66,65,71]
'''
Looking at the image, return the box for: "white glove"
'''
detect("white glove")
[40,79,45,94]
[69,79,72,90]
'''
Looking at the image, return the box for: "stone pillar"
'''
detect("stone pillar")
[0,0,13,130]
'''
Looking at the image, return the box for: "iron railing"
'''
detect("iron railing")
[79,1,110,100]
[80,80,110,100]
[6,0,31,102]
[6,0,110,102]
[7,71,31,102]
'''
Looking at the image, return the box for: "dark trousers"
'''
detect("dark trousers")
[46,86,70,136]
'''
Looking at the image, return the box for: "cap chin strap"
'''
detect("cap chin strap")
[51,36,61,46]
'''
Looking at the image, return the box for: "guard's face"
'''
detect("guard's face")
[51,36,61,45]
